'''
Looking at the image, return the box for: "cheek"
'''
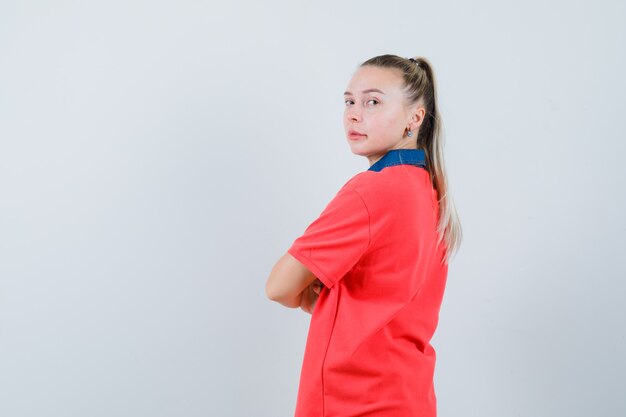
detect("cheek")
[377,114,399,130]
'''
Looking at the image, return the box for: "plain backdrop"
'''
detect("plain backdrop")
[1,1,625,416]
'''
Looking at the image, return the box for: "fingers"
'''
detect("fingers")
[301,280,323,314]
[312,279,323,295]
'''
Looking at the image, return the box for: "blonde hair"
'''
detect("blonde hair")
[360,54,462,264]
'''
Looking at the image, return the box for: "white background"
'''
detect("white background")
[1,1,625,416]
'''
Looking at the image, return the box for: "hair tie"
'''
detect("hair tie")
[408,57,419,66]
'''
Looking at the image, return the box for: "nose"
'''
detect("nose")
[346,106,361,122]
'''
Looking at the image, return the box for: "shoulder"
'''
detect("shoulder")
[333,171,377,201]
[329,171,395,214]
[341,170,373,190]
[340,166,434,208]
[342,167,422,195]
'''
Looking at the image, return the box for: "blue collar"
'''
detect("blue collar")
[367,148,427,172]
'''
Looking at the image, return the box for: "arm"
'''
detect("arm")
[265,252,320,308]
[299,278,324,314]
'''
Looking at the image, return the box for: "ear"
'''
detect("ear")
[407,104,426,131]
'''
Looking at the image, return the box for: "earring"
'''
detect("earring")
[407,130,413,137]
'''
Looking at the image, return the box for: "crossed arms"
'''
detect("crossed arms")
[265,252,323,314]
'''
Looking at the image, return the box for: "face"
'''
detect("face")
[343,65,423,166]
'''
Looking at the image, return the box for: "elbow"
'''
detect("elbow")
[265,275,299,308]
[265,254,303,308]
[265,280,279,301]
[265,267,284,302]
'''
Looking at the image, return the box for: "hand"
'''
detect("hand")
[300,278,324,314]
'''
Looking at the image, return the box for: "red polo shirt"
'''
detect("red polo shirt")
[288,161,449,417]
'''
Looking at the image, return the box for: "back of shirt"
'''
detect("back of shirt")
[288,163,449,417]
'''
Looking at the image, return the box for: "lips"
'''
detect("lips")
[348,130,366,140]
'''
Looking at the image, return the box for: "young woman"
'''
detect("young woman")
[266,54,462,417]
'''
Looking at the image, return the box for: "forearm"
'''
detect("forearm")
[274,289,304,309]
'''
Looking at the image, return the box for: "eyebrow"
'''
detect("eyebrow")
[343,88,385,96]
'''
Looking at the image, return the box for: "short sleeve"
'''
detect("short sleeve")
[287,186,370,289]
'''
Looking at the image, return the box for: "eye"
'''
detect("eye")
[367,99,379,105]
[344,99,354,106]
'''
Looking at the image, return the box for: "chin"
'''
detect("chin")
[346,144,368,157]
[347,140,375,155]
